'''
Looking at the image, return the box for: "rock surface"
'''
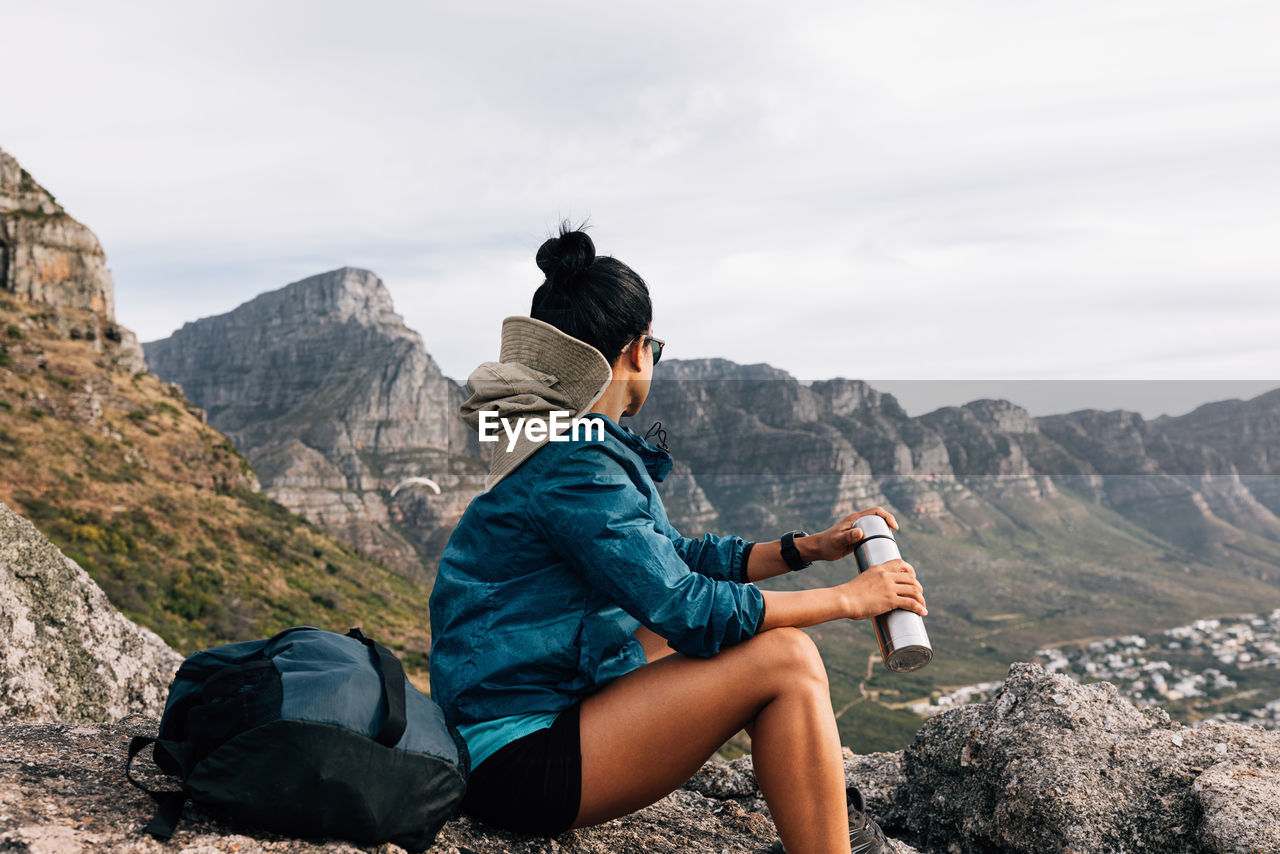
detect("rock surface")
[0,146,145,372]
[0,714,922,854]
[143,268,483,579]
[898,662,1280,853]
[7,661,1280,852]
[0,501,182,723]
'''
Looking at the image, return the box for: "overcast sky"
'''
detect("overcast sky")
[3,1,1277,417]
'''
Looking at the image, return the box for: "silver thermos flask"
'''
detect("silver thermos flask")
[852,515,932,673]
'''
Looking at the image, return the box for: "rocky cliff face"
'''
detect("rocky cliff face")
[635,359,1280,573]
[143,268,484,580]
[0,501,181,722]
[0,146,144,372]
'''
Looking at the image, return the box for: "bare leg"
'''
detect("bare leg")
[574,627,850,854]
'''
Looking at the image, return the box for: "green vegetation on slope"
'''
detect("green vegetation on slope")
[0,299,432,689]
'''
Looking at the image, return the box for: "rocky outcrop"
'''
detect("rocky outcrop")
[0,146,145,372]
[0,501,181,722]
[897,662,1280,853]
[143,268,484,580]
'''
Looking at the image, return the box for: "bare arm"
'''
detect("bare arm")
[742,537,808,582]
[637,555,927,653]
[759,558,927,630]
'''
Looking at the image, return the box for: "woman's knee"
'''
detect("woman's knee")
[750,626,828,687]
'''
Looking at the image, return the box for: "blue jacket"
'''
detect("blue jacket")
[428,412,766,726]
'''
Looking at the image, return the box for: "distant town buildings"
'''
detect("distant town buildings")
[909,609,1280,728]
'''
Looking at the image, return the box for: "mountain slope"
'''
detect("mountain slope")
[0,149,432,688]
[143,268,485,580]
[0,296,432,684]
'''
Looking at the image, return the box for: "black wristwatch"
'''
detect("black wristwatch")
[780,530,812,572]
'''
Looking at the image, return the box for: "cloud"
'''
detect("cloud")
[2,0,1277,413]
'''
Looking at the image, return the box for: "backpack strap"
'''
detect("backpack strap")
[126,735,187,840]
[345,627,408,748]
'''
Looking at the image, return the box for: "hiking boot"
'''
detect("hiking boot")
[762,785,889,854]
[846,785,889,853]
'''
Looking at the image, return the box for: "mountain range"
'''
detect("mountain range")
[141,267,1280,751]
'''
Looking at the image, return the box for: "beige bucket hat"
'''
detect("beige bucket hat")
[460,316,615,491]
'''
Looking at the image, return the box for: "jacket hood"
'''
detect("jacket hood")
[461,316,614,490]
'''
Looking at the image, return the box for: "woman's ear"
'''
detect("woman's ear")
[622,339,646,375]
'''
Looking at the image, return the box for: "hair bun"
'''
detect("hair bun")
[536,226,596,282]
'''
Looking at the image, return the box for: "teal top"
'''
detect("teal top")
[457,710,561,770]
[429,412,762,727]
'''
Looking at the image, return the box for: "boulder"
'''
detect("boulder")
[898,662,1280,853]
[0,501,182,723]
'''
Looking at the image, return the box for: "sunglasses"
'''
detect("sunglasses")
[636,333,665,365]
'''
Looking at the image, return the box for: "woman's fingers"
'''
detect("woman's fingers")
[898,595,928,616]
[865,506,897,530]
[895,577,924,598]
[887,566,926,615]
[847,559,928,619]
[897,579,924,599]
[845,505,899,532]
[874,558,914,577]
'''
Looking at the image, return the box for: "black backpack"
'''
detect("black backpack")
[126,625,469,852]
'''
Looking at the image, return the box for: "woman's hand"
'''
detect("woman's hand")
[800,506,899,563]
[757,552,926,630]
[838,558,927,620]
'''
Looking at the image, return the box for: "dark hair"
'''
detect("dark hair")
[531,220,652,364]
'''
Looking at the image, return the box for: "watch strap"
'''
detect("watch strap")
[780,530,812,572]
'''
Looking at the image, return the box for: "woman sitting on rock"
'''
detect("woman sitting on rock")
[428,223,928,854]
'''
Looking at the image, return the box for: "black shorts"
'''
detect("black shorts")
[459,701,583,837]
